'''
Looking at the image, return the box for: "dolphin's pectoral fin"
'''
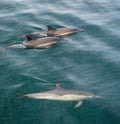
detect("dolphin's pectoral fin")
[74,101,83,108]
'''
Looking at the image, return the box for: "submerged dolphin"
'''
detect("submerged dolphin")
[31,25,84,37]
[19,84,101,108]
[6,35,61,49]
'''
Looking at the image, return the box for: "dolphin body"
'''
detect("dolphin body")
[22,35,61,48]
[7,35,61,49]
[46,26,84,37]
[20,84,101,108]
[31,26,84,37]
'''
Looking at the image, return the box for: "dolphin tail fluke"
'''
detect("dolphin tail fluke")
[74,101,83,108]
[18,94,26,99]
[0,47,6,53]
[8,44,26,49]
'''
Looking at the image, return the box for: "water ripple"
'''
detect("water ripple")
[0,0,120,123]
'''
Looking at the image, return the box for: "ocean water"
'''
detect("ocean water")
[0,0,120,124]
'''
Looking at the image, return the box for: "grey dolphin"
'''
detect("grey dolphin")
[19,84,101,108]
[22,35,61,48]
[30,26,84,37]
[46,26,84,37]
[6,35,61,49]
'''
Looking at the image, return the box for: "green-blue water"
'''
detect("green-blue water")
[0,0,120,124]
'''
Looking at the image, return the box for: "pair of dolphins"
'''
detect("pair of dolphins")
[8,25,84,49]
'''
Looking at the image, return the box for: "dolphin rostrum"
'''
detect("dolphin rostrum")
[5,35,61,49]
[30,25,84,37]
[19,84,102,108]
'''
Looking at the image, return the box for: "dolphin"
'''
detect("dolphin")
[3,35,61,50]
[19,84,102,108]
[22,35,61,48]
[30,25,84,37]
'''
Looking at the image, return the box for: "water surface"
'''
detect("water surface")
[0,0,120,124]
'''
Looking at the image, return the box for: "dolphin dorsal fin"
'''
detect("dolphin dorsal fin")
[47,25,56,31]
[24,35,33,41]
[56,84,64,90]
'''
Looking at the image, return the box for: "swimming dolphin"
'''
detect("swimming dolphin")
[5,35,61,49]
[19,84,101,108]
[30,25,84,37]
[22,35,61,48]
[46,26,84,37]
